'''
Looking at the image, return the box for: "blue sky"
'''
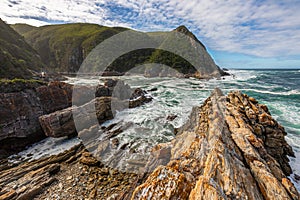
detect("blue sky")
[1,0,300,69]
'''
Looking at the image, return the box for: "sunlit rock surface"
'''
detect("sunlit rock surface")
[132,89,299,200]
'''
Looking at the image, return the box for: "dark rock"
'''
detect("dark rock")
[39,85,152,138]
[0,81,73,158]
[39,97,121,138]
[295,174,300,181]
[104,79,118,87]
[166,114,177,121]
[147,88,158,92]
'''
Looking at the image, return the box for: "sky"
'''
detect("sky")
[1,0,300,69]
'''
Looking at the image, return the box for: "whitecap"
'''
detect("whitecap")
[243,88,300,96]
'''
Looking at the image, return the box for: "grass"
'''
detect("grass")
[0,19,45,79]
[0,78,47,93]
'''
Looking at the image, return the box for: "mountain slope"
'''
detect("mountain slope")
[12,23,224,78]
[0,19,45,79]
[12,23,128,73]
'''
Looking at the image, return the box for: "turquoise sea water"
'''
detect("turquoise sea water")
[10,69,300,191]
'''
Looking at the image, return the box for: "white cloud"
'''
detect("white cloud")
[0,0,300,58]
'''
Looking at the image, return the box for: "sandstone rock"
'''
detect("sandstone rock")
[79,152,99,166]
[0,144,82,200]
[131,89,299,199]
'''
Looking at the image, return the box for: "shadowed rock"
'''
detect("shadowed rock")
[0,81,73,158]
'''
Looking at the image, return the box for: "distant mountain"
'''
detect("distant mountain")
[12,23,225,78]
[0,19,45,79]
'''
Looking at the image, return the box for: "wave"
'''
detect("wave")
[243,88,300,96]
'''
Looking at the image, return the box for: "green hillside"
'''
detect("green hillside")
[12,23,128,73]
[12,23,223,78]
[0,19,45,79]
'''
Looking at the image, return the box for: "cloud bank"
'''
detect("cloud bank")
[1,0,300,61]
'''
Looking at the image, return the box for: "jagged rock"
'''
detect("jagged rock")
[1,89,298,200]
[0,81,73,158]
[131,89,299,199]
[39,88,152,138]
[79,152,100,166]
[166,114,177,121]
[0,144,82,200]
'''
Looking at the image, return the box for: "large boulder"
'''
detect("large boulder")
[39,86,152,138]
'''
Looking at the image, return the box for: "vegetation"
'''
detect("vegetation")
[12,23,128,73]
[10,22,220,77]
[0,78,47,93]
[0,19,45,79]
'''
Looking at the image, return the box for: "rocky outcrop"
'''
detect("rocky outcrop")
[39,87,152,138]
[0,81,73,158]
[131,89,299,199]
[0,143,140,200]
[0,79,147,158]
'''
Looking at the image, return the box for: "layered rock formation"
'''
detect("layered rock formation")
[0,81,73,158]
[131,89,299,199]
[39,83,152,138]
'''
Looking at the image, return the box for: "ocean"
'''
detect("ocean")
[9,69,300,191]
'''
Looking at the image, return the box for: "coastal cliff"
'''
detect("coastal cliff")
[0,80,73,158]
[0,79,151,158]
[0,89,298,199]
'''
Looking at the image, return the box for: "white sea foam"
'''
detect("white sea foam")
[286,135,300,192]
[242,88,300,96]
[8,137,81,164]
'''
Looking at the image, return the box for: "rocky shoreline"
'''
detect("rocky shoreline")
[0,82,299,199]
[0,79,151,158]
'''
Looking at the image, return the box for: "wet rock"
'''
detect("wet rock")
[147,88,158,92]
[129,88,152,108]
[166,114,177,121]
[295,174,300,181]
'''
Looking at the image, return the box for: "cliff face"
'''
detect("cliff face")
[0,19,45,79]
[0,81,73,158]
[131,89,299,199]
